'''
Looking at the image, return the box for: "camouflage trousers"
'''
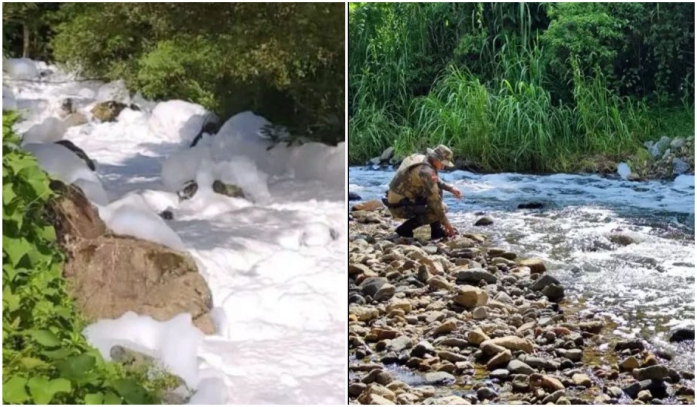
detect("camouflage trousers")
[387,189,448,226]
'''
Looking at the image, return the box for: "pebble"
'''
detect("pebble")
[411,341,434,358]
[424,372,455,385]
[386,298,412,313]
[361,277,388,296]
[374,283,395,301]
[438,350,468,363]
[490,369,510,380]
[486,350,512,370]
[467,328,490,345]
[508,360,535,375]
[512,375,530,391]
[453,286,489,308]
[477,387,497,400]
[434,319,458,335]
[620,355,641,371]
[633,365,669,381]
[542,389,566,404]
[572,373,591,387]
[472,306,489,319]
[388,336,413,352]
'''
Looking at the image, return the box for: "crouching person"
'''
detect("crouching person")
[383,145,460,239]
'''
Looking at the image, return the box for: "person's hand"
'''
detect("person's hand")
[445,223,455,237]
[452,188,462,199]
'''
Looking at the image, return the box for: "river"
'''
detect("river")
[350,166,695,373]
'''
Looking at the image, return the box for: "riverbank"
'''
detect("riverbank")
[348,204,695,405]
[357,134,695,182]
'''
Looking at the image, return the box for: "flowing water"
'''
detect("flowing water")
[350,166,695,372]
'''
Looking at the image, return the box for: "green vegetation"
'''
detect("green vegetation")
[2,112,176,404]
[349,2,695,173]
[3,3,344,145]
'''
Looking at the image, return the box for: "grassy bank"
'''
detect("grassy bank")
[349,62,694,173]
[2,112,172,404]
[348,3,695,174]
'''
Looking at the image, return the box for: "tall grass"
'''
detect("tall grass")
[348,3,695,173]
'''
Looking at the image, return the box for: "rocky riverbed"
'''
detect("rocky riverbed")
[348,204,695,405]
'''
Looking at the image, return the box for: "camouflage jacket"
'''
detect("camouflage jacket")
[388,154,447,222]
[395,154,454,193]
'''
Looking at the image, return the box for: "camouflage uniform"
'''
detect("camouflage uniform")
[385,145,456,236]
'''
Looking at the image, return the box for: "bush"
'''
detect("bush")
[48,3,344,145]
[2,111,170,404]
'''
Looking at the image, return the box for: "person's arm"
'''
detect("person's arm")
[438,178,462,199]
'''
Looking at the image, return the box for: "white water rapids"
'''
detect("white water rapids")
[4,59,346,404]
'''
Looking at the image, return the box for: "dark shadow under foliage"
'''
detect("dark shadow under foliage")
[3,3,345,145]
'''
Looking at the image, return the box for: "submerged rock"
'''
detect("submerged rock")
[212,180,244,198]
[178,180,199,201]
[517,202,545,209]
[349,191,362,201]
[669,326,695,343]
[474,216,494,226]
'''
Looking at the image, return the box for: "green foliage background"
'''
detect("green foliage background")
[349,2,695,172]
[3,2,345,145]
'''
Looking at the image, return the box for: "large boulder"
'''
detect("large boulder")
[91,101,128,122]
[48,182,107,241]
[48,182,215,334]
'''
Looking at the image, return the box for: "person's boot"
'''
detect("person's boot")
[430,222,447,240]
[395,218,420,238]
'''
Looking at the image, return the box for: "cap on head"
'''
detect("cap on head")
[427,144,454,168]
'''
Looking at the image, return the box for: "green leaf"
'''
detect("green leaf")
[85,392,105,404]
[42,348,74,360]
[28,329,61,348]
[20,357,49,369]
[3,288,20,312]
[3,236,33,268]
[27,376,51,404]
[112,379,150,404]
[26,376,71,404]
[37,225,56,242]
[3,183,16,204]
[49,378,72,395]
[103,391,122,405]
[57,354,96,380]
[3,376,30,404]
[7,155,37,174]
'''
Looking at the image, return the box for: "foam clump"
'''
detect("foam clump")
[161,145,213,192]
[617,162,631,180]
[3,58,39,79]
[187,111,345,187]
[99,202,185,251]
[148,100,209,145]
[22,142,109,205]
[96,79,131,104]
[674,174,695,188]
[188,377,227,405]
[3,86,17,111]
[22,117,68,143]
[300,222,337,247]
[83,312,203,389]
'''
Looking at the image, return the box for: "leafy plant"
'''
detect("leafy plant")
[2,111,170,404]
